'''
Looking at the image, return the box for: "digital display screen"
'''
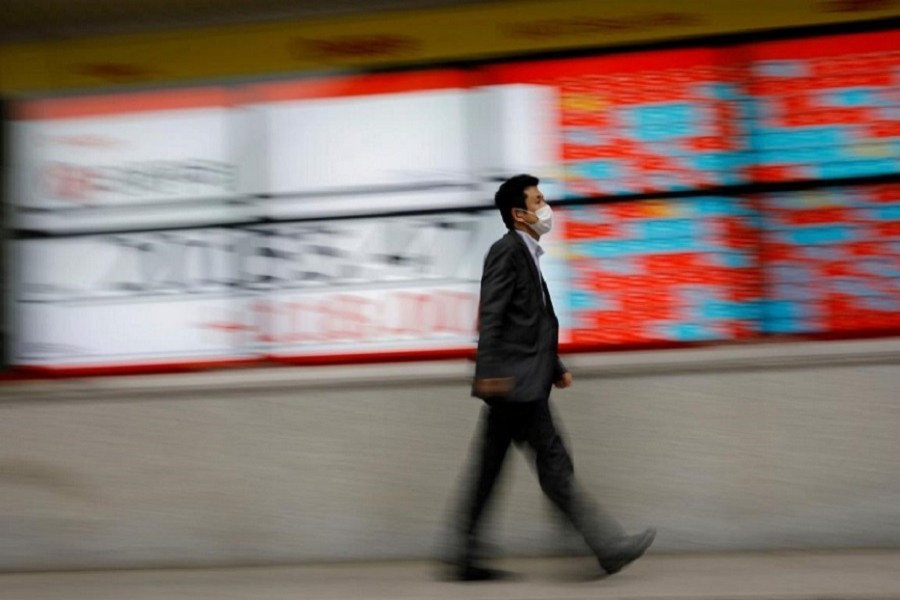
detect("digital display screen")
[760,184,900,334]
[487,31,899,194]
[6,30,899,372]
[746,32,900,183]
[558,197,761,346]
[487,48,746,196]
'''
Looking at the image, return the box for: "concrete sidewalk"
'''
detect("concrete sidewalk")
[0,551,898,600]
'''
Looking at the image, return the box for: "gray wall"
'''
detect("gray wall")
[1,339,899,571]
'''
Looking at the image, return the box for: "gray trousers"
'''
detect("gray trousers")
[456,398,625,561]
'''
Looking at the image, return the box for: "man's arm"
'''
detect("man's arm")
[474,244,516,381]
[554,357,573,389]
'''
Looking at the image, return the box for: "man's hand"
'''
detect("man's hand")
[473,377,513,397]
[554,371,573,389]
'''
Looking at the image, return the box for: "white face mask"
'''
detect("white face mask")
[518,205,553,236]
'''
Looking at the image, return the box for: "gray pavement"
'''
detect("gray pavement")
[1,551,899,600]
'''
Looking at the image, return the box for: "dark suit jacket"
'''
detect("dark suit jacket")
[472,230,567,403]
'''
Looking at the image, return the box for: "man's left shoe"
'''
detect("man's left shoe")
[454,564,515,582]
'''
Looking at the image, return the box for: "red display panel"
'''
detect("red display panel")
[558,197,761,347]
[486,48,747,197]
[760,184,900,335]
[743,31,900,183]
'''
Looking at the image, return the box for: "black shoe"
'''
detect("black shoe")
[454,564,514,582]
[598,528,656,576]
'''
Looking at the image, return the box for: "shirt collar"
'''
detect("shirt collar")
[515,229,544,259]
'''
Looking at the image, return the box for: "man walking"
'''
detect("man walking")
[451,174,655,581]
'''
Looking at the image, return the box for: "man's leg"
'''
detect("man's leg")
[521,399,626,558]
[455,403,514,570]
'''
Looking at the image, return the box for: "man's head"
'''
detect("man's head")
[494,174,549,236]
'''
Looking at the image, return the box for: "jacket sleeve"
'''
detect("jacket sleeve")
[554,356,568,382]
[474,244,516,380]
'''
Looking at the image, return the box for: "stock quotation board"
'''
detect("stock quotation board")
[6,30,899,372]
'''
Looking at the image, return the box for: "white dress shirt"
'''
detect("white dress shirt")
[515,229,546,304]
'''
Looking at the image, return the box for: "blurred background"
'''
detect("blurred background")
[0,0,899,578]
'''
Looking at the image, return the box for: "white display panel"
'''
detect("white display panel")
[468,84,562,192]
[10,92,241,235]
[13,110,236,209]
[12,229,254,366]
[250,212,506,356]
[10,211,518,366]
[258,89,472,195]
[6,73,566,371]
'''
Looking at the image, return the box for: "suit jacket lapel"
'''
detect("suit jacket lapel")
[541,276,557,318]
[508,231,550,313]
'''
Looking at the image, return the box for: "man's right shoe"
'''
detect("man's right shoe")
[598,527,657,576]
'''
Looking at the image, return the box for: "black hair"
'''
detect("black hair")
[494,174,539,230]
